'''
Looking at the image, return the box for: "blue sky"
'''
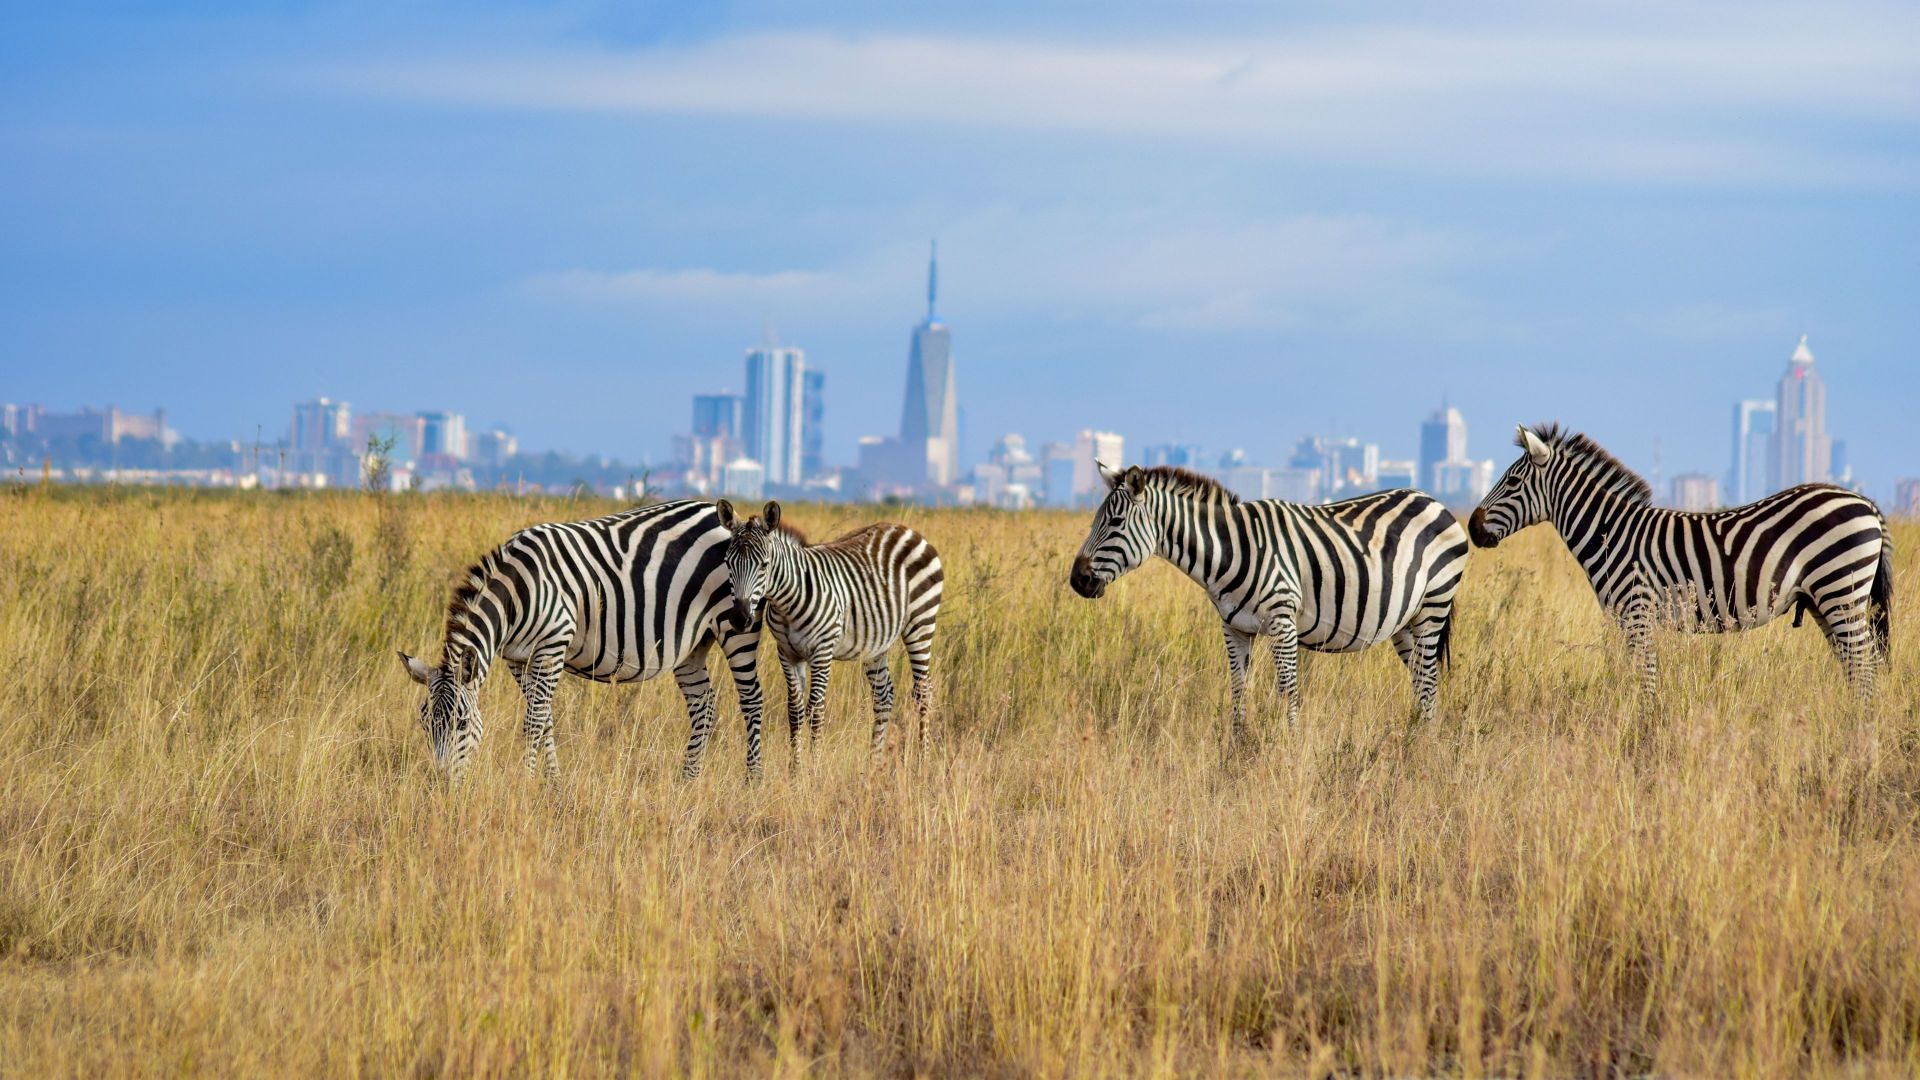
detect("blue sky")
[3,1,1915,493]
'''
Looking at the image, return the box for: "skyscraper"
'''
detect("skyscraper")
[1775,335,1830,489]
[743,346,807,487]
[1418,406,1467,492]
[801,370,826,480]
[417,411,467,461]
[691,393,742,439]
[898,242,958,489]
[1728,399,1776,503]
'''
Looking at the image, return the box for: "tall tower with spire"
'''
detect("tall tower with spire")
[898,241,959,488]
[1775,334,1830,489]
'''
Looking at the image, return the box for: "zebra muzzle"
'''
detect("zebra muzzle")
[1069,557,1107,599]
[1468,508,1501,549]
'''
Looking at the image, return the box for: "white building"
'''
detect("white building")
[721,457,766,501]
[1071,429,1125,503]
[1669,472,1720,512]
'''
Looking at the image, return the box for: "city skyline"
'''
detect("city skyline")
[3,3,1913,501]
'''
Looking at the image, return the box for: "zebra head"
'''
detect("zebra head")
[1470,425,1556,548]
[717,498,780,629]
[397,650,482,782]
[1071,462,1156,599]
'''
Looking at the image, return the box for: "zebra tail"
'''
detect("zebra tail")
[1871,519,1893,664]
[1436,604,1454,671]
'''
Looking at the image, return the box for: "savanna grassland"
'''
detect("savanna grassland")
[0,487,1916,1077]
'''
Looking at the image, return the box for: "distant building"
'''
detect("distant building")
[352,411,424,461]
[1376,459,1417,490]
[897,243,959,489]
[721,457,765,501]
[744,345,807,487]
[32,405,170,445]
[691,393,743,439]
[1669,472,1719,511]
[1894,478,1920,517]
[1431,459,1494,505]
[1728,399,1776,503]
[801,369,826,480]
[1070,429,1125,503]
[1041,443,1077,508]
[1831,439,1852,487]
[470,427,518,469]
[1776,335,1830,488]
[1222,466,1320,503]
[1290,436,1378,499]
[1143,442,1204,469]
[1419,406,1468,492]
[417,411,467,462]
[290,398,350,454]
[988,433,1045,494]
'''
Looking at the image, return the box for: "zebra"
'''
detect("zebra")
[1469,423,1893,702]
[1068,463,1470,742]
[717,500,943,761]
[397,499,767,783]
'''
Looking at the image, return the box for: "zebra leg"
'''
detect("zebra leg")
[806,651,834,749]
[720,627,766,781]
[1618,594,1660,714]
[515,651,564,778]
[1270,615,1301,730]
[1220,623,1255,751]
[778,654,807,769]
[905,622,937,745]
[864,657,896,755]
[675,640,720,781]
[1394,617,1446,726]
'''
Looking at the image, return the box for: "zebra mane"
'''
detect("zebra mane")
[1142,466,1239,504]
[441,561,492,678]
[1528,423,1653,505]
[759,519,810,546]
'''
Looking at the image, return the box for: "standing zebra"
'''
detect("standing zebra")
[1469,424,1893,702]
[1069,464,1470,741]
[717,500,943,760]
[397,499,767,782]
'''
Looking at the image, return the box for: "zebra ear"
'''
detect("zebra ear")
[1123,466,1145,494]
[398,651,434,686]
[763,501,781,530]
[1519,425,1552,466]
[716,499,736,528]
[1097,461,1121,489]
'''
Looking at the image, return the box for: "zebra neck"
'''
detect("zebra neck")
[1155,497,1236,591]
[1550,483,1651,570]
[442,598,503,685]
[763,540,810,610]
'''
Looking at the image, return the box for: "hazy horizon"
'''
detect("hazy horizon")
[3,2,1915,493]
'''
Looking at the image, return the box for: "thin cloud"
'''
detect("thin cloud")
[329,9,1920,187]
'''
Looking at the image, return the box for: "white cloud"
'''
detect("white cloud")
[523,206,1505,337]
[330,5,1920,188]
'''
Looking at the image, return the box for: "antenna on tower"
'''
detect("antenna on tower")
[926,239,938,323]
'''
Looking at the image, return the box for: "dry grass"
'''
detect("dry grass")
[1,487,1916,1077]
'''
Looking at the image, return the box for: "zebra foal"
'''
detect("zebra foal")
[718,500,944,761]
[397,500,767,782]
[1069,463,1470,743]
[1469,424,1893,703]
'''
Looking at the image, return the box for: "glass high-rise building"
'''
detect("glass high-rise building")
[743,346,807,487]
[692,393,742,439]
[1728,399,1776,503]
[1775,335,1830,489]
[801,370,826,480]
[1418,406,1467,492]
[898,242,959,489]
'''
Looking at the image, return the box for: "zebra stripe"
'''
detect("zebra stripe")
[1469,423,1893,702]
[399,499,766,782]
[719,500,943,761]
[1069,464,1470,741]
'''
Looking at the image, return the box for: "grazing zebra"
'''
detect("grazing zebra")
[1069,464,1470,742]
[397,499,767,782]
[1469,424,1893,702]
[717,500,943,760]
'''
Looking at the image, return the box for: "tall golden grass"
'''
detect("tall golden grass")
[0,487,1915,1077]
